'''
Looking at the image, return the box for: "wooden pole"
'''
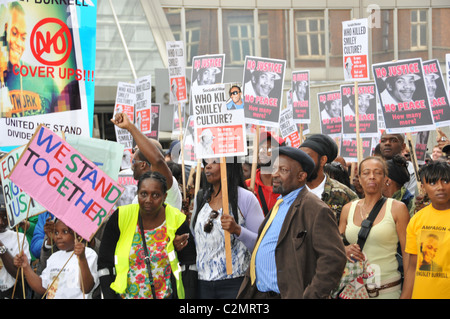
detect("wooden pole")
[299,124,304,142]
[41,251,76,299]
[354,82,363,163]
[177,103,187,201]
[194,159,202,198]
[220,157,232,275]
[406,132,422,194]
[74,233,86,299]
[249,126,260,191]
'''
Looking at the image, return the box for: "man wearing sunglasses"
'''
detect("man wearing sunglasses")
[226,85,244,110]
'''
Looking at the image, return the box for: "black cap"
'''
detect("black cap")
[443,144,450,154]
[276,146,315,177]
[300,134,338,163]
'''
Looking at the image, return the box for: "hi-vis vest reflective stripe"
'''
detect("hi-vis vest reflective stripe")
[110,203,186,299]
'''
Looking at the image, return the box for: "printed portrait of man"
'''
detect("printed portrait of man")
[244,70,280,98]
[1,1,81,118]
[198,128,215,156]
[424,73,439,101]
[192,67,221,86]
[293,79,308,102]
[321,99,341,120]
[226,85,244,110]
[419,233,442,272]
[380,74,421,104]
[343,92,374,117]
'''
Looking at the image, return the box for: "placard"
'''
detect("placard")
[192,83,247,159]
[373,58,435,133]
[342,18,370,81]
[8,125,123,241]
[242,56,286,127]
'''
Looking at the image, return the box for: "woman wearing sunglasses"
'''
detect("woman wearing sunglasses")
[191,157,264,299]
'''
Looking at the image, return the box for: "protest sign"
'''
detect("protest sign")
[65,134,123,181]
[113,82,135,169]
[8,125,123,241]
[167,41,187,104]
[0,1,97,150]
[341,82,378,137]
[181,116,197,166]
[342,18,370,82]
[279,106,301,148]
[171,102,187,138]
[340,137,372,163]
[290,70,310,124]
[191,54,225,88]
[146,104,160,140]
[415,130,429,165]
[242,56,286,127]
[135,75,152,135]
[373,58,435,133]
[446,54,450,97]
[423,59,450,127]
[192,83,247,159]
[317,90,342,137]
[1,145,46,227]
[116,171,137,207]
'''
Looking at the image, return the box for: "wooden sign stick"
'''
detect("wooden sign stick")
[406,132,422,194]
[74,233,86,299]
[220,157,232,275]
[354,81,363,164]
[249,126,260,191]
[194,159,202,198]
[177,103,187,201]
[41,251,75,299]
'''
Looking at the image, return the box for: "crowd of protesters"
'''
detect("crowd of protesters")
[0,112,449,299]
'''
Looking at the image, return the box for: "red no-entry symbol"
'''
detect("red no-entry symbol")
[30,18,72,66]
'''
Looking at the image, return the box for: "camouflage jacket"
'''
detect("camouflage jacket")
[321,175,359,224]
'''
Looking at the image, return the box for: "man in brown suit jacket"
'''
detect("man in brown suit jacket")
[237,146,346,299]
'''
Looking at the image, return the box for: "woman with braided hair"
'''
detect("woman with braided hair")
[98,171,195,299]
[382,154,416,217]
[191,157,264,299]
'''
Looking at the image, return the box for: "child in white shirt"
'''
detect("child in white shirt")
[14,219,99,299]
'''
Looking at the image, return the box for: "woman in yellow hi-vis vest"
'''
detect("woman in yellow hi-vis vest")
[98,171,196,299]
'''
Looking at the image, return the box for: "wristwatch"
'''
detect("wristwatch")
[0,245,7,255]
[441,137,447,142]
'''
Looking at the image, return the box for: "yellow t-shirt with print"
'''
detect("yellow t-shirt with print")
[406,204,450,299]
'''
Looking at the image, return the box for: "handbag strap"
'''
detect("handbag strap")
[138,213,157,299]
[357,197,386,251]
[257,185,269,216]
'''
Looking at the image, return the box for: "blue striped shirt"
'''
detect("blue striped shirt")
[255,187,303,293]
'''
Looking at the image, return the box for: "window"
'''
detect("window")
[295,13,325,59]
[185,27,201,64]
[411,9,427,50]
[259,21,269,57]
[223,10,255,66]
[229,23,254,65]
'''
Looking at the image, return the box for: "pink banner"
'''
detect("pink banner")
[9,125,123,241]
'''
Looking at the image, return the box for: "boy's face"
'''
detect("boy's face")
[421,178,450,210]
[54,220,75,251]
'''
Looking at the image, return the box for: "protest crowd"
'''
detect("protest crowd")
[1,1,450,301]
[1,119,449,299]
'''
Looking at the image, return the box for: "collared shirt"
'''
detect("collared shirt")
[255,186,304,293]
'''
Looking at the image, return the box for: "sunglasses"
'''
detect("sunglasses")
[230,91,240,96]
[204,210,219,233]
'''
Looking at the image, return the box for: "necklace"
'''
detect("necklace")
[358,200,369,220]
